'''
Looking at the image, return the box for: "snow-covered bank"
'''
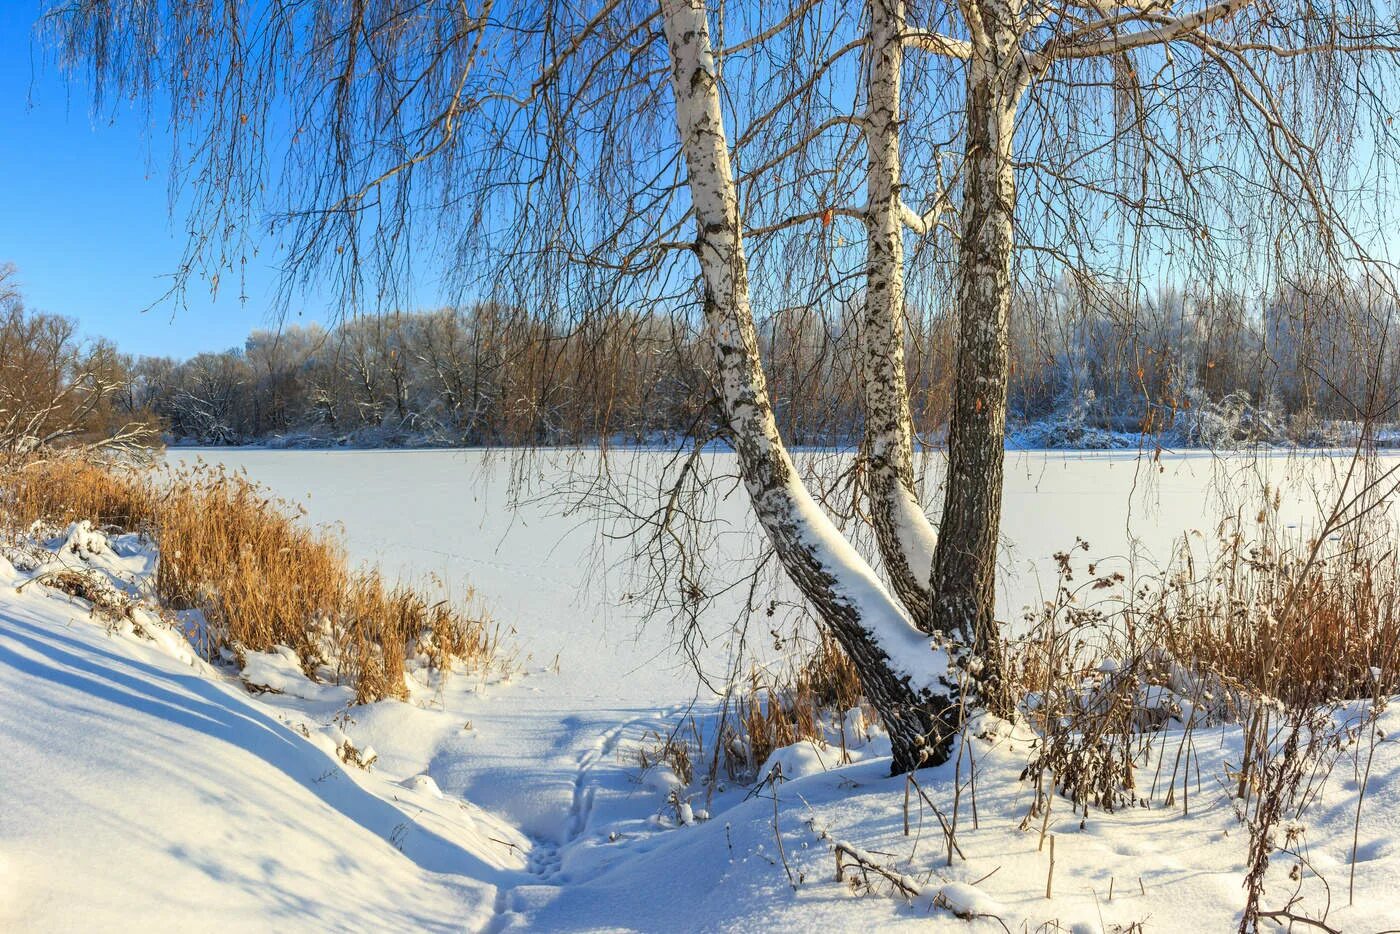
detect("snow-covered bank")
[0,522,768,931]
[161,407,1400,453]
[0,528,525,931]
[6,526,1400,932]
[7,450,1400,931]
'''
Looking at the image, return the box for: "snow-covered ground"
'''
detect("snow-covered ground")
[4,449,1399,931]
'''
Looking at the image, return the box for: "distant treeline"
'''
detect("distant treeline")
[7,255,1397,453]
[112,277,1400,449]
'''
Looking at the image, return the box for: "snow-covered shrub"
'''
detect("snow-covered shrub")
[1009,390,1139,450]
[1147,515,1400,705]
[1006,492,1400,818]
[1166,389,1286,448]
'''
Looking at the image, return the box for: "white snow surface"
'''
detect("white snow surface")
[3,449,1400,931]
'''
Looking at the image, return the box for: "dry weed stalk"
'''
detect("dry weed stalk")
[1007,491,1400,817]
[1002,465,1400,931]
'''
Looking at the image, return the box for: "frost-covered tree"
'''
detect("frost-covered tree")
[0,265,156,459]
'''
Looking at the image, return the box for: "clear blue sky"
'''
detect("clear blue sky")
[0,4,334,359]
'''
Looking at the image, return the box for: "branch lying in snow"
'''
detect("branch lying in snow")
[833,843,1009,928]
[806,805,1006,930]
[1255,909,1340,934]
[834,841,921,898]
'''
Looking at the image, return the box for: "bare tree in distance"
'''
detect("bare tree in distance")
[0,265,158,463]
[40,0,1400,769]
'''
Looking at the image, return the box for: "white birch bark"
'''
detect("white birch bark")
[660,0,957,771]
[861,0,939,626]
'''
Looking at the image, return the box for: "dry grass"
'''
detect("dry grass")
[725,630,865,778]
[1004,499,1400,813]
[1148,521,1400,705]
[637,729,695,786]
[628,631,866,792]
[4,455,500,701]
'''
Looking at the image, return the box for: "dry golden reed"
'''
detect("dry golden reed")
[736,629,864,775]
[5,456,499,702]
[1147,526,1400,705]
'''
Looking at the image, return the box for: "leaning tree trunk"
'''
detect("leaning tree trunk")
[861,0,939,626]
[661,0,957,772]
[928,30,1025,712]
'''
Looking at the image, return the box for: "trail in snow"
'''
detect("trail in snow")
[0,525,722,932]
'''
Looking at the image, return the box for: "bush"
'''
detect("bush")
[3,456,500,701]
[1004,501,1400,811]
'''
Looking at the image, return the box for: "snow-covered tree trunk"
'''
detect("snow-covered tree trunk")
[861,0,939,626]
[661,0,957,772]
[928,24,1025,705]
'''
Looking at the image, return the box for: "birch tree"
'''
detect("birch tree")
[860,0,943,627]
[41,0,1400,769]
[41,0,967,771]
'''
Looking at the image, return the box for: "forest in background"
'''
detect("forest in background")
[7,261,1398,452]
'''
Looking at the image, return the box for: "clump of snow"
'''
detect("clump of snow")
[60,520,109,557]
[240,646,353,704]
[402,774,445,799]
[759,741,831,781]
[928,881,1004,919]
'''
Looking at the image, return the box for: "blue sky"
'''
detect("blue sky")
[6,2,1398,361]
[0,4,334,358]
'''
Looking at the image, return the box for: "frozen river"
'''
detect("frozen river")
[166,447,1371,697]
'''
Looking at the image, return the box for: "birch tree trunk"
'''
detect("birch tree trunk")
[861,0,939,626]
[928,25,1025,712]
[661,0,957,772]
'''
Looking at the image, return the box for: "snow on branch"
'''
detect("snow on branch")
[1038,0,1256,62]
[902,31,974,59]
[899,198,952,236]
